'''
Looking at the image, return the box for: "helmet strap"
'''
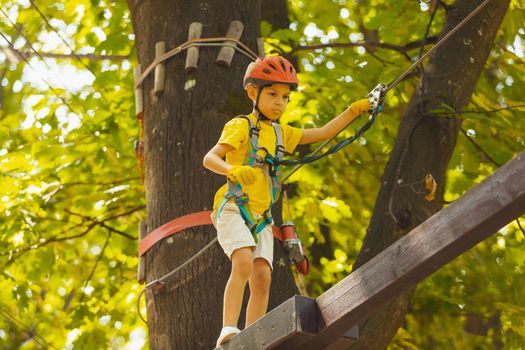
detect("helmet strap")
[254,86,271,123]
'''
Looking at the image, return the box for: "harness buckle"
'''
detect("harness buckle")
[264,154,275,166]
[249,127,260,137]
[262,210,272,224]
[235,193,249,206]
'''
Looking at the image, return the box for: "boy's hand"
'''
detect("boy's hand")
[348,99,371,115]
[227,165,258,187]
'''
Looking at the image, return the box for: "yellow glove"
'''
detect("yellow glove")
[227,165,258,187]
[348,99,371,116]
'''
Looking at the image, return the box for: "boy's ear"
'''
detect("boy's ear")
[246,84,257,102]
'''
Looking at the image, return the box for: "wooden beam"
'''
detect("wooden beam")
[153,41,166,97]
[133,65,144,115]
[256,37,265,58]
[292,150,525,350]
[216,150,525,350]
[216,21,244,67]
[185,22,203,73]
[137,220,147,284]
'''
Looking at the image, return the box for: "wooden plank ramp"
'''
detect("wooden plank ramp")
[214,150,525,350]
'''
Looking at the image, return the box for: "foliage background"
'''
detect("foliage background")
[0,0,523,349]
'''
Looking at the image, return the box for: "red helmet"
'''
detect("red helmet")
[243,56,298,90]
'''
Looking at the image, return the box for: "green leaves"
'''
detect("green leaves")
[280,1,525,349]
[0,0,143,348]
[1,0,524,348]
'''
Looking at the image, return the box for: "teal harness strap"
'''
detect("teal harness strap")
[270,122,284,202]
[216,115,285,241]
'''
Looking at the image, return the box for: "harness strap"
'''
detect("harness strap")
[216,115,285,241]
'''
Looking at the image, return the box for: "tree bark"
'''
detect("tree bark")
[349,0,510,349]
[127,1,297,348]
[260,0,298,67]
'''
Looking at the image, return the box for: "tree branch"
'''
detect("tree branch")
[458,129,525,238]
[78,231,112,303]
[459,127,502,167]
[99,222,135,239]
[1,47,129,62]
[64,205,145,225]
[288,36,439,56]
[417,0,442,74]
[65,177,142,187]
[432,104,525,116]
[516,218,525,236]
[102,205,146,221]
[3,206,145,263]
[4,222,98,265]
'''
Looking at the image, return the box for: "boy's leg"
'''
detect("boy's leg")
[245,257,272,327]
[223,247,254,327]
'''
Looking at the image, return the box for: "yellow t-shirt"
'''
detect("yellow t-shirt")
[213,113,304,215]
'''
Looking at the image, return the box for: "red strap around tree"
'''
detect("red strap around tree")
[139,211,286,256]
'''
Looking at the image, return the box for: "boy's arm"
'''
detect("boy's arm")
[203,143,258,186]
[203,143,235,175]
[298,99,370,145]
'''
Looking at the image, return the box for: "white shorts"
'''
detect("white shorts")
[212,203,274,270]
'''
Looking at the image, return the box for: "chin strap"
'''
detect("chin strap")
[254,86,271,123]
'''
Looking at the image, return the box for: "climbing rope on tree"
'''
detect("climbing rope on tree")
[134,37,259,89]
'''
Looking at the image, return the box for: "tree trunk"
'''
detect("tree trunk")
[127,1,297,349]
[350,0,510,349]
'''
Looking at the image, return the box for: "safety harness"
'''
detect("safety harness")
[216,115,284,240]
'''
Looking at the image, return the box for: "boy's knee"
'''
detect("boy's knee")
[251,260,272,290]
[233,260,253,280]
[253,270,271,289]
[231,248,254,280]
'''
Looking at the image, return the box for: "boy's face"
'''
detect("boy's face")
[248,83,291,121]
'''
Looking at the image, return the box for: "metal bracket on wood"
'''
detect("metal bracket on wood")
[153,41,166,98]
[146,280,166,295]
[256,37,265,58]
[185,22,203,73]
[133,65,143,115]
[137,220,147,284]
[216,20,244,67]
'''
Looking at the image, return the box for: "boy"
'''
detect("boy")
[202,56,371,346]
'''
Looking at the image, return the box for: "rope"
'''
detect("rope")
[0,305,60,350]
[0,8,93,115]
[134,37,259,89]
[0,32,84,118]
[280,106,381,170]
[386,0,492,92]
[282,0,493,182]
[137,237,218,323]
[28,0,100,79]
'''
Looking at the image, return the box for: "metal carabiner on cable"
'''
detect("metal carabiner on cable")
[367,83,387,112]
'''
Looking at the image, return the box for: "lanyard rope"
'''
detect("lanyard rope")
[279,106,382,170]
[281,0,493,183]
[385,0,492,93]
